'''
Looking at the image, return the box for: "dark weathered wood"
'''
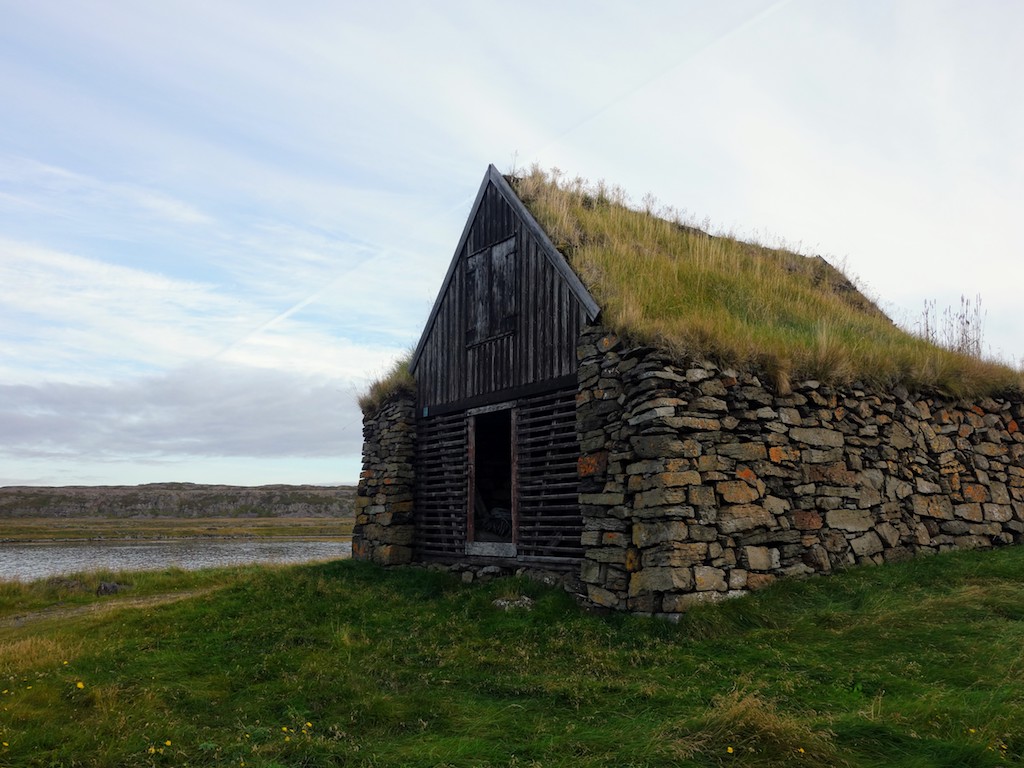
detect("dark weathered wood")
[466,414,476,543]
[410,167,597,411]
[407,166,593,565]
[515,387,583,560]
[421,374,576,418]
[414,412,467,558]
[510,407,520,545]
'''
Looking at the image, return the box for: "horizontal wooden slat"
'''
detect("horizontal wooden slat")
[516,387,582,560]
[415,413,467,557]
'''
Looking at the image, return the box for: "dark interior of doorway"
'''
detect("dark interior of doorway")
[473,409,513,542]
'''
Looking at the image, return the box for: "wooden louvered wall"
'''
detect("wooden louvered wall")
[414,412,467,559]
[413,388,582,565]
[516,387,583,560]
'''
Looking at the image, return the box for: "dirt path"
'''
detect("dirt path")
[0,587,220,631]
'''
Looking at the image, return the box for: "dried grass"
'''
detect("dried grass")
[358,352,415,415]
[512,166,1023,398]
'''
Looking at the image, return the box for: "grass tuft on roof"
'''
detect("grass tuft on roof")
[358,352,414,415]
[511,166,1022,398]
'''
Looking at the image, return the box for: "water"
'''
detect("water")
[0,539,352,582]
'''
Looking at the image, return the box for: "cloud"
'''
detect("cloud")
[0,362,366,462]
[0,238,241,380]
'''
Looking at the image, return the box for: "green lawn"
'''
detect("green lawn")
[1,549,1023,767]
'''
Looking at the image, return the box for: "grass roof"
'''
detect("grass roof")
[511,166,1022,399]
[358,352,414,415]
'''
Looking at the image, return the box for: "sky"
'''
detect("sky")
[1,1,1021,487]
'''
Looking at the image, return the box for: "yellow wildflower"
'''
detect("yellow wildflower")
[284,736,291,742]
[282,727,288,732]
[165,740,172,747]
[305,722,312,729]
[76,682,85,689]
[148,747,156,754]
[727,746,734,754]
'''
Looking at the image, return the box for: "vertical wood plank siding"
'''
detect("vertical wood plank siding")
[516,387,583,559]
[415,181,588,410]
[414,412,467,558]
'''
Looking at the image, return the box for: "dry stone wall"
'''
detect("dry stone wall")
[576,325,1024,618]
[353,393,416,565]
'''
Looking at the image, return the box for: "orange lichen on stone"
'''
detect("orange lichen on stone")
[962,483,989,503]
[736,466,758,485]
[578,452,608,478]
[769,446,801,463]
[793,510,823,530]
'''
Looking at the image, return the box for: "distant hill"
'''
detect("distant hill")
[0,483,355,519]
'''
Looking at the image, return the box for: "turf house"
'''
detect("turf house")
[355,164,1024,617]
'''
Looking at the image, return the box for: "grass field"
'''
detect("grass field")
[2,547,1023,767]
[0,516,353,543]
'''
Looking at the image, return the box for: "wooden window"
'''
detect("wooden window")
[465,236,517,345]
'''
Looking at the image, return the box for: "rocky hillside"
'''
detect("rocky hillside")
[0,483,355,519]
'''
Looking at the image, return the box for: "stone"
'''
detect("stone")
[991,483,1012,505]
[630,435,701,458]
[587,585,621,608]
[689,485,716,507]
[717,480,761,504]
[667,416,723,431]
[642,542,708,568]
[580,492,626,506]
[578,452,609,478]
[717,442,768,461]
[718,504,773,533]
[955,503,984,522]
[889,423,915,450]
[769,446,801,463]
[976,442,1008,458]
[825,508,873,532]
[690,396,728,412]
[629,567,693,595]
[632,520,689,548]
[793,510,823,530]
[743,546,780,571]
[649,471,703,488]
[911,494,954,520]
[850,532,884,556]
[746,573,778,590]
[984,504,1013,523]
[634,488,689,508]
[693,565,727,591]
[728,569,749,589]
[790,427,845,448]
[876,522,900,547]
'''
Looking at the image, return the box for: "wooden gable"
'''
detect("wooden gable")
[410,165,600,413]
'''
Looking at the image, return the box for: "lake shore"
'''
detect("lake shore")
[0,515,354,544]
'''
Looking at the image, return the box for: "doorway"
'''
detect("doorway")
[468,407,515,547]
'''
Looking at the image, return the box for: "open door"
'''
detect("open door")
[466,406,517,557]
